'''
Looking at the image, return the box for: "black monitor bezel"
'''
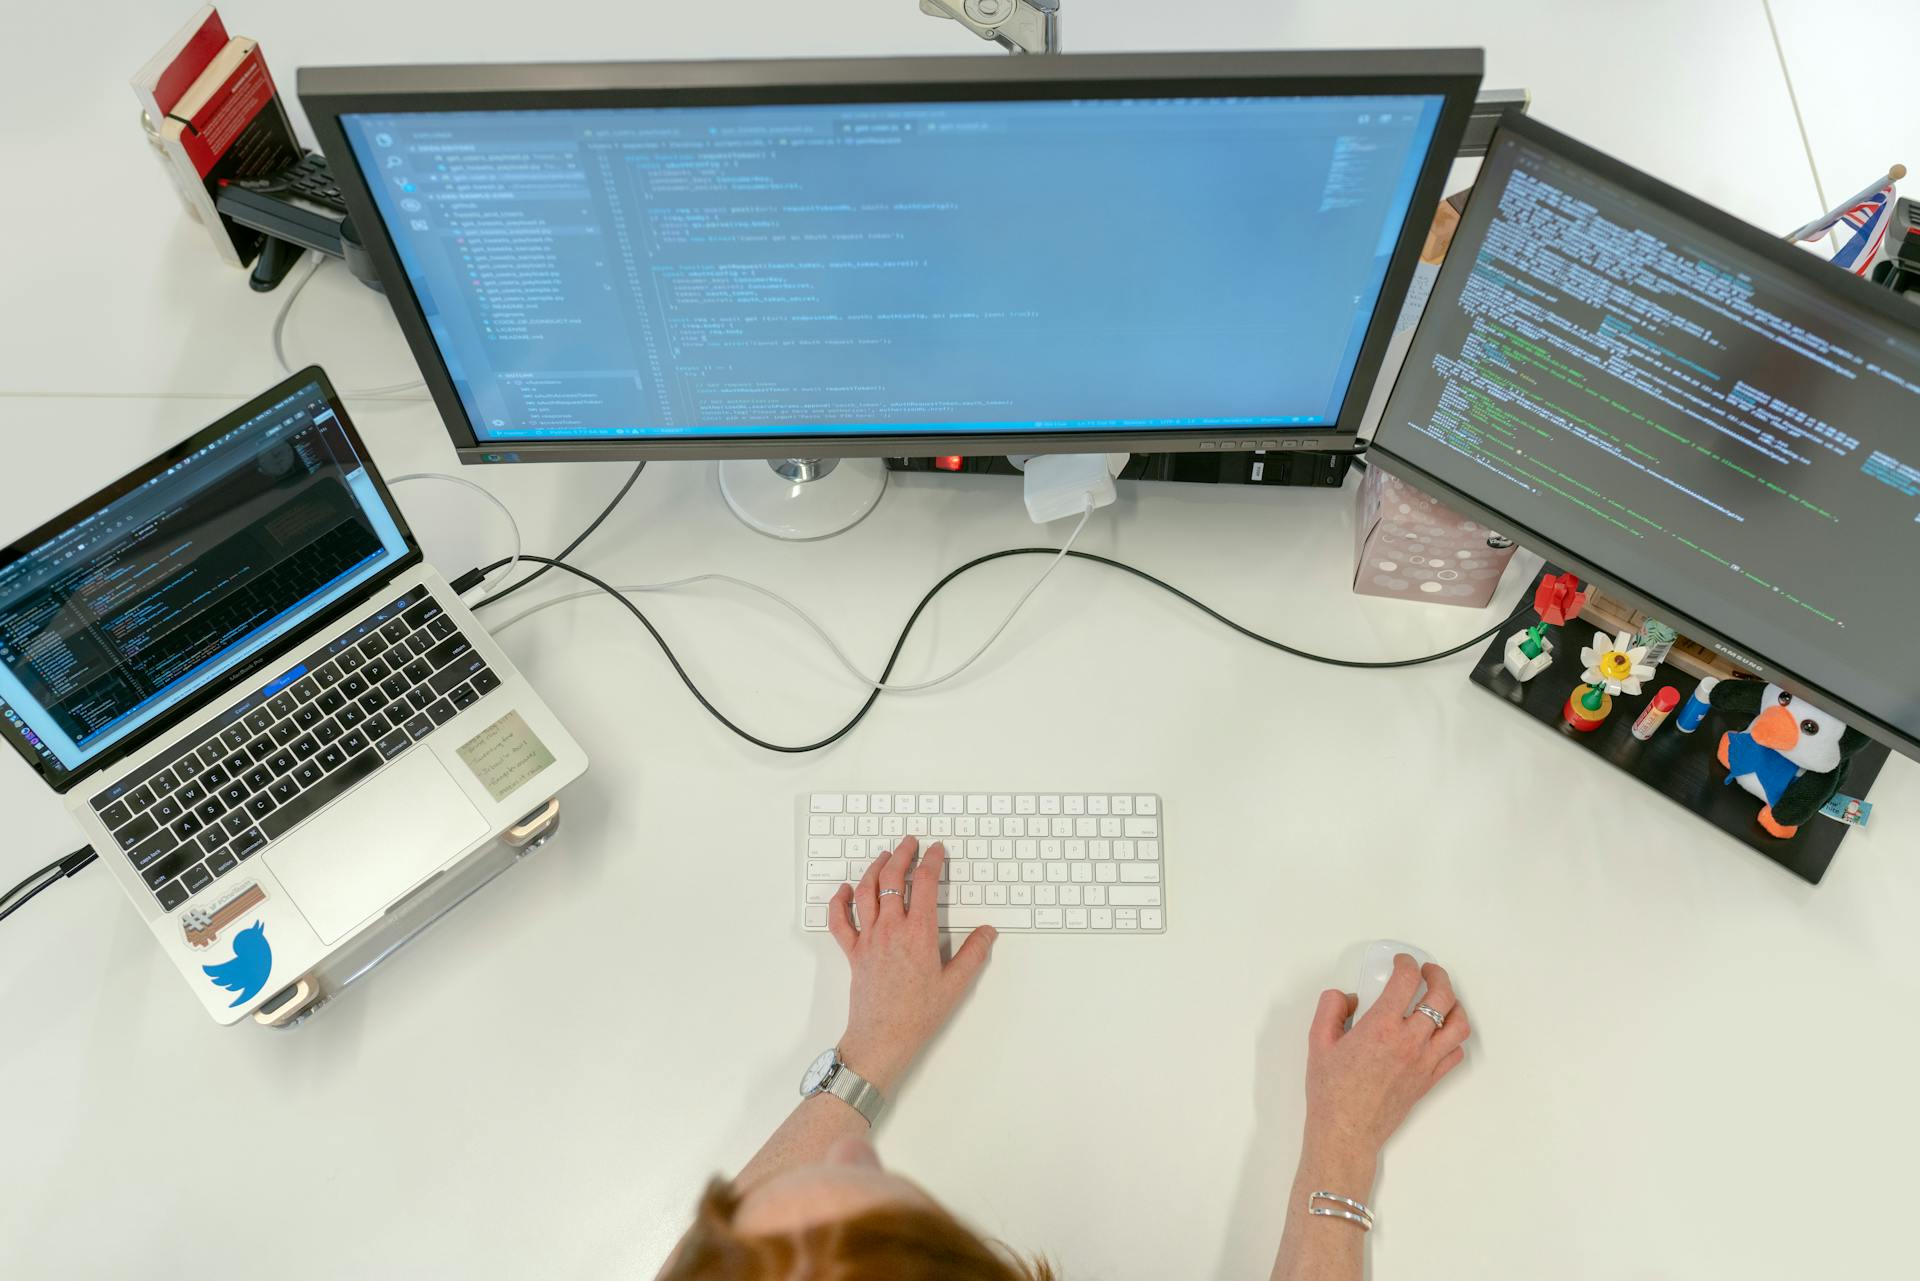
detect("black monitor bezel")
[1366,110,1920,762]
[0,368,421,793]
[298,49,1483,464]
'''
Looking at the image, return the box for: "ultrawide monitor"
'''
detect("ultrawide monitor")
[300,50,1482,463]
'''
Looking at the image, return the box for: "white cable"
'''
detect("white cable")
[271,256,427,398]
[487,503,1096,694]
[387,472,522,600]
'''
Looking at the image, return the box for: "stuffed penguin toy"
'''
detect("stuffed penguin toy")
[1704,677,1869,838]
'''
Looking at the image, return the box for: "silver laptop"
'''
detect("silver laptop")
[0,368,586,1024]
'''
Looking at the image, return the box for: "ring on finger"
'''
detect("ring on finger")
[1413,1003,1446,1030]
[877,888,904,904]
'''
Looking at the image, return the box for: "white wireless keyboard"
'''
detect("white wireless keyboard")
[799,792,1165,934]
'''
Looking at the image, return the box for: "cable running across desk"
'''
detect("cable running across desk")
[463,549,1533,754]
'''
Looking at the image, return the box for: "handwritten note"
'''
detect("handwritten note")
[457,711,556,803]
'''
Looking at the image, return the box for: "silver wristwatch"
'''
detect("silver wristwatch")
[799,1048,885,1125]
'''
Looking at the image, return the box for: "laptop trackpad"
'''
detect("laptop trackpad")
[265,750,489,945]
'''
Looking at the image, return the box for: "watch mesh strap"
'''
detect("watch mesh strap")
[826,1064,885,1125]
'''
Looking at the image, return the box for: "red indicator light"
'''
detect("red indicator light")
[934,455,964,471]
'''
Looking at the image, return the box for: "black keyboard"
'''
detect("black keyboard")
[89,587,503,914]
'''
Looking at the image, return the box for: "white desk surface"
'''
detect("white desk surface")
[4,5,1918,1279]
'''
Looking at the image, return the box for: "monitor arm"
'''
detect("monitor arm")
[919,0,1061,54]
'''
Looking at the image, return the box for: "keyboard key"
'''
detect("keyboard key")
[259,749,382,841]
[318,745,346,772]
[271,721,302,746]
[294,761,323,788]
[221,725,250,751]
[248,793,278,820]
[406,688,434,713]
[126,826,178,872]
[314,663,341,688]
[430,652,486,695]
[448,682,478,710]
[359,689,390,716]
[127,786,156,813]
[270,777,301,803]
[243,766,272,791]
[180,862,213,894]
[337,703,365,730]
[152,796,183,824]
[267,693,297,719]
[403,658,434,685]
[98,800,132,829]
[1119,864,1160,883]
[936,906,1034,931]
[220,781,250,808]
[811,794,845,813]
[292,735,320,760]
[337,649,365,674]
[232,828,267,860]
[402,598,444,630]
[1124,817,1159,837]
[114,813,158,850]
[1140,908,1164,930]
[172,812,203,841]
[1135,796,1158,815]
[404,714,434,741]
[150,768,179,796]
[427,615,458,640]
[207,847,239,878]
[155,880,189,912]
[315,719,342,745]
[244,708,275,736]
[471,667,501,697]
[200,764,231,790]
[195,797,227,824]
[197,741,227,769]
[247,738,276,763]
[1107,886,1163,905]
[426,698,457,725]
[380,617,411,644]
[380,673,411,701]
[359,633,389,659]
[294,704,321,728]
[340,674,368,700]
[363,657,392,683]
[376,730,411,759]
[364,714,393,740]
[316,689,345,714]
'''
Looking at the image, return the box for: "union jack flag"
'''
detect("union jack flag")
[1829,183,1896,275]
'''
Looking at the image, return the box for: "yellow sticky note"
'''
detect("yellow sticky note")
[456,710,556,803]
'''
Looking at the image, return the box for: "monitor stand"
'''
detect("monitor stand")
[718,457,888,540]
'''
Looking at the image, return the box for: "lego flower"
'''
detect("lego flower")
[1580,629,1655,696]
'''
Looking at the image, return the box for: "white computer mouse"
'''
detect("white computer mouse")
[1353,939,1432,1025]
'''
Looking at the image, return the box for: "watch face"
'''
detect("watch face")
[800,1049,839,1096]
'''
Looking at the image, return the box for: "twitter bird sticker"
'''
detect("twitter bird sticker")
[202,921,272,1008]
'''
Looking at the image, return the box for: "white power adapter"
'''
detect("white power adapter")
[1015,452,1124,523]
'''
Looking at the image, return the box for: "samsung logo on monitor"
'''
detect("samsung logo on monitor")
[1710,642,1762,673]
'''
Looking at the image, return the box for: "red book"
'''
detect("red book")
[159,36,302,263]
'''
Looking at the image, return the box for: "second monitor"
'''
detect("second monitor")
[301,51,1481,534]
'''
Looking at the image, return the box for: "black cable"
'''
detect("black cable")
[0,846,96,925]
[478,462,646,608]
[472,549,1535,754]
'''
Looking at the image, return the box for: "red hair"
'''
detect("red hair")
[658,1179,1055,1281]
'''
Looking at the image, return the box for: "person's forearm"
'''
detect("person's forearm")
[1269,1135,1378,1281]
[733,1093,872,1191]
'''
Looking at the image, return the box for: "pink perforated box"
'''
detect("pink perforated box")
[1352,466,1517,607]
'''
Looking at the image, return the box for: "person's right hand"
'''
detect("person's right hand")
[1302,954,1471,1166]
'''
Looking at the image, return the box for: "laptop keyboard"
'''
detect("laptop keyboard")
[89,586,502,915]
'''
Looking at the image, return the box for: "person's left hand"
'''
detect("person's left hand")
[827,836,997,1093]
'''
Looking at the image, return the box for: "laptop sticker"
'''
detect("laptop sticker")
[457,710,556,803]
[202,921,272,1008]
[182,882,268,950]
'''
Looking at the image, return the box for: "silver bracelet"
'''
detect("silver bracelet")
[1307,1190,1374,1231]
